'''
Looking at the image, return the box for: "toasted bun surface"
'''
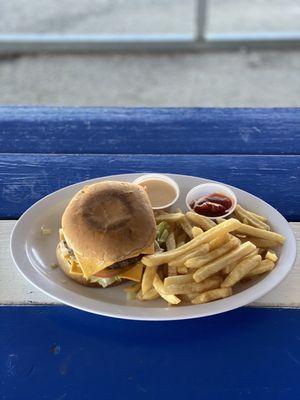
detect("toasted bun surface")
[61,181,156,273]
[56,243,98,287]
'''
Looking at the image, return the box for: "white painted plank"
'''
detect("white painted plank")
[1,220,299,306]
[253,221,300,307]
[0,221,55,304]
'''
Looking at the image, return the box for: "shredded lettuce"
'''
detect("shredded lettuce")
[156,222,170,245]
[89,275,122,288]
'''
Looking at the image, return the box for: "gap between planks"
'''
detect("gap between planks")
[0,220,299,307]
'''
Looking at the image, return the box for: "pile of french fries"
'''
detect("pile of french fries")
[124,204,285,306]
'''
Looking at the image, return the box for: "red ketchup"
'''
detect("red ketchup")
[190,193,232,218]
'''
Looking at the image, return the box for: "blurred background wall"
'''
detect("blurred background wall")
[0,0,299,106]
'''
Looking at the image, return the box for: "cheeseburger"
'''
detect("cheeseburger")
[56,181,156,288]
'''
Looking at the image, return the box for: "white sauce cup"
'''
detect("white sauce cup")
[133,173,180,210]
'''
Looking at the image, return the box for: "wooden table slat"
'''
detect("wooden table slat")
[1,306,300,399]
[1,107,300,399]
[0,107,299,155]
[1,221,299,307]
[1,154,299,219]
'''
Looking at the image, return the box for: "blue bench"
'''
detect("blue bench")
[1,107,299,399]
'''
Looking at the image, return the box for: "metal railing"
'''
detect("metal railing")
[0,0,299,54]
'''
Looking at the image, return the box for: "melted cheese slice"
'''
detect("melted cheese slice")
[118,262,143,282]
[59,228,153,278]
[73,252,112,278]
[70,260,84,275]
[74,247,153,279]
[68,254,143,282]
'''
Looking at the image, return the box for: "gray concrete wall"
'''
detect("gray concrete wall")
[0,0,299,106]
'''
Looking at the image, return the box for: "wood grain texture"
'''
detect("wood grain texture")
[1,154,299,219]
[1,306,300,400]
[0,221,53,304]
[1,107,299,398]
[0,107,299,154]
[1,220,299,307]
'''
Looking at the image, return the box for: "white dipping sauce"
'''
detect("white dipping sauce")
[138,179,177,208]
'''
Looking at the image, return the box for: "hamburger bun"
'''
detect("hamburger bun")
[62,181,156,275]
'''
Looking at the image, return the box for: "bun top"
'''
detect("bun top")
[62,181,156,274]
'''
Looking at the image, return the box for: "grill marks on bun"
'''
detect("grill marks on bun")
[82,190,133,232]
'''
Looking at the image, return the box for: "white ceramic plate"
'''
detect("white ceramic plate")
[10,173,296,321]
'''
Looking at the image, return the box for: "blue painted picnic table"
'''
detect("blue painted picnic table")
[1,107,300,400]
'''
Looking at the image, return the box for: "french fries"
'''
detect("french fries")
[191,288,232,304]
[177,266,189,274]
[247,237,278,248]
[153,274,181,305]
[235,204,270,231]
[192,226,203,237]
[222,249,258,274]
[236,223,285,244]
[165,276,222,295]
[133,204,285,306]
[136,290,143,301]
[265,250,278,263]
[185,236,240,269]
[208,233,230,251]
[168,243,209,267]
[141,287,160,300]
[193,241,256,283]
[155,212,184,223]
[180,293,199,302]
[141,265,158,295]
[221,254,261,287]
[142,219,242,267]
[164,273,194,287]
[222,263,236,275]
[186,211,217,230]
[248,210,268,222]
[245,259,275,278]
[179,215,194,239]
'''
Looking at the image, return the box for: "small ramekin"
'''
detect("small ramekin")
[185,182,237,219]
[133,173,180,210]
